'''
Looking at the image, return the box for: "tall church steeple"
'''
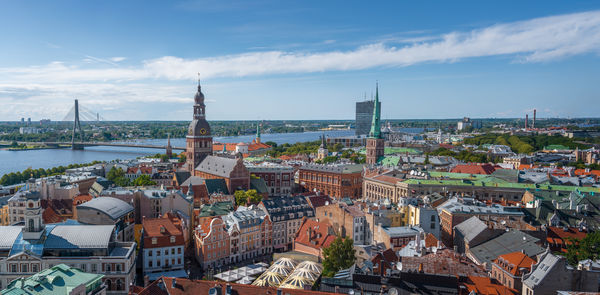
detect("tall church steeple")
[255,122,261,144]
[369,82,382,139]
[186,75,213,173]
[366,82,384,166]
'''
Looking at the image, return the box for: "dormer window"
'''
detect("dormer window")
[160,226,165,233]
[152,238,157,245]
[170,236,176,243]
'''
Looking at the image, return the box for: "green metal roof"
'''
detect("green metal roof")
[380,156,400,167]
[197,201,234,217]
[2,264,103,295]
[403,177,600,193]
[384,147,421,155]
[205,178,229,195]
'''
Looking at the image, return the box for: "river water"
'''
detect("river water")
[0,128,426,177]
[0,130,354,176]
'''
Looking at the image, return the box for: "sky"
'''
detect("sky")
[1,1,600,121]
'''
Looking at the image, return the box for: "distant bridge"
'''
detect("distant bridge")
[18,141,185,151]
[51,99,185,151]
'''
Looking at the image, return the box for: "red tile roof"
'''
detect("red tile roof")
[451,164,497,175]
[493,251,535,276]
[305,194,332,209]
[461,276,518,295]
[574,169,600,177]
[424,233,440,248]
[42,206,64,224]
[142,216,184,248]
[546,226,587,250]
[295,218,336,249]
[131,277,332,295]
[212,141,271,153]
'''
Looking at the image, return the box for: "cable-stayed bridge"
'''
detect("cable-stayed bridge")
[24,100,185,151]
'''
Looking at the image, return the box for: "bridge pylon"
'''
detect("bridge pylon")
[71,99,85,150]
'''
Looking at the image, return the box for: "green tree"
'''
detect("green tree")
[234,190,247,206]
[160,154,170,162]
[322,237,356,277]
[246,189,263,204]
[132,175,156,186]
[178,153,187,164]
[564,232,600,266]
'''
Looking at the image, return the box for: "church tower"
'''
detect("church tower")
[366,83,384,166]
[186,76,213,173]
[22,192,45,240]
[317,134,328,160]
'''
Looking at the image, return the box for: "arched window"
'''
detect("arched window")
[105,279,112,291]
[116,279,123,291]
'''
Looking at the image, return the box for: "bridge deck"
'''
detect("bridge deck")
[18,142,186,150]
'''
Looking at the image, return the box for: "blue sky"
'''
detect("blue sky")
[1,0,600,121]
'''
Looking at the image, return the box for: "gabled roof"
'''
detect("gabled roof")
[451,164,497,175]
[305,194,332,209]
[494,251,536,276]
[461,276,518,295]
[204,179,229,195]
[173,171,191,185]
[195,155,242,178]
[295,218,336,249]
[454,216,488,244]
[468,230,544,268]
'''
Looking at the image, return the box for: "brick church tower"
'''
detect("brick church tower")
[186,76,213,172]
[366,83,384,166]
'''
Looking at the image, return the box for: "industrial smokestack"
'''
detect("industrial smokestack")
[525,114,528,130]
[533,109,536,129]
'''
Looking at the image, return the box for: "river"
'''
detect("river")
[0,130,353,176]
[0,128,426,177]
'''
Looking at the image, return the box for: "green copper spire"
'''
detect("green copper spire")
[369,82,381,139]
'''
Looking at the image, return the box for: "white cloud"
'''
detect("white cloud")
[1,10,600,119]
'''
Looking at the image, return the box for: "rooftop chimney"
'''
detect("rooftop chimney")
[533,109,536,129]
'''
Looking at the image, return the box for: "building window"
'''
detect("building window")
[21,264,28,273]
[178,248,182,254]
[10,264,16,273]
[92,264,97,273]
[148,250,152,256]
[170,236,175,243]
[152,238,157,245]
[149,261,153,267]
[171,248,175,255]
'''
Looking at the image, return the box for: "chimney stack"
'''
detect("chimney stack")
[533,109,536,129]
[525,114,529,130]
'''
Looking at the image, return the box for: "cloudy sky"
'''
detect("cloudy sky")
[1,0,600,121]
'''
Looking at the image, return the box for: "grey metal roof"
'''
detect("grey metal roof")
[0,226,23,249]
[301,163,364,174]
[468,230,545,268]
[181,176,205,186]
[195,155,241,178]
[45,225,115,249]
[77,197,133,220]
[523,252,561,287]
[454,216,487,243]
